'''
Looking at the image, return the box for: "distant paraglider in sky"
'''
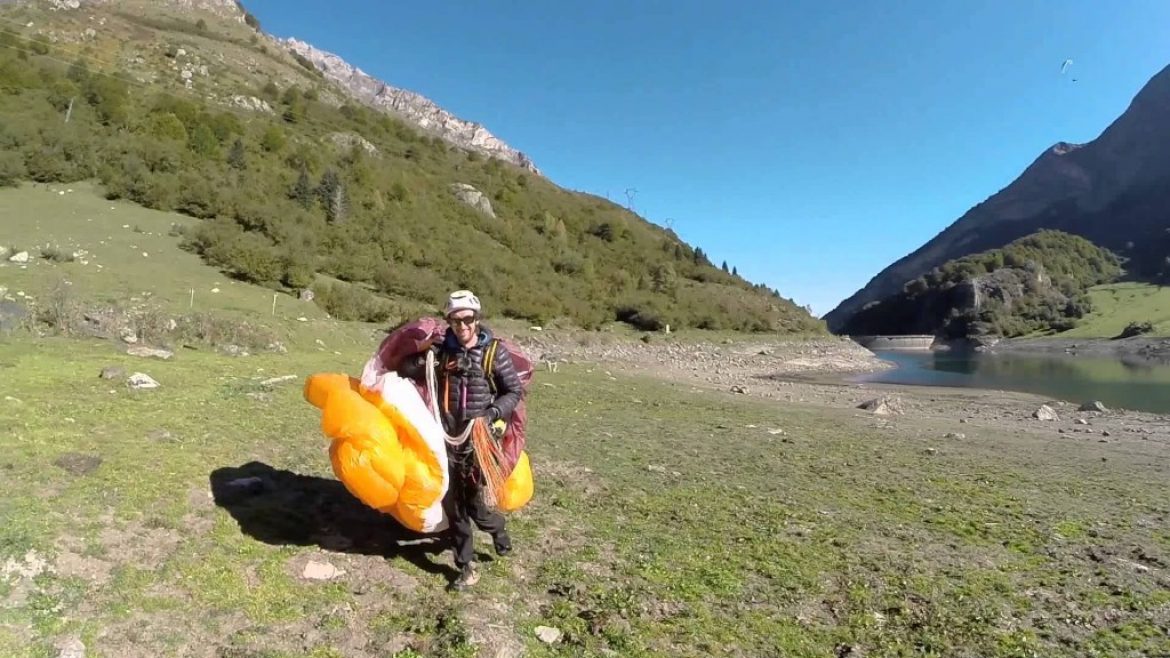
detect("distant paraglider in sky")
[1060,59,1073,75]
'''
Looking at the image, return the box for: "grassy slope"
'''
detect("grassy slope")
[0,2,822,333]
[1053,282,1170,338]
[2,187,1169,657]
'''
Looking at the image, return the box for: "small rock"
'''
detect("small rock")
[222,344,247,357]
[127,346,173,360]
[1032,405,1059,421]
[858,396,904,416]
[259,375,297,387]
[730,385,748,394]
[8,251,29,263]
[121,332,138,345]
[1075,418,1089,425]
[1079,400,1108,413]
[127,372,160,389]
[646,464,667,473]
[99,365,125,380]
[55,637,85,658]
[924,447,938,455]
[767,428,785,435]
[943,432,965,439]
[534,626,563,644]
[302,560,343,580]
[1102,430,1111,437]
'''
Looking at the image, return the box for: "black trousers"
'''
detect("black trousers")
[443,461,509,568]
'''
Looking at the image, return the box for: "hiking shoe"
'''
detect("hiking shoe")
[447,564,479,592]
[493,534,513,557]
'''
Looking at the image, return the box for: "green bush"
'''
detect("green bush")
[0,46,821,334]
[311,280,395,323]
[0,150,24,186]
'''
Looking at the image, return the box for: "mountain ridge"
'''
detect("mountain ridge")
[24,0,541,173]
[826,63,1170,332]
[279,36,541,175]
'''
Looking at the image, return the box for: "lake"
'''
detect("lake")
[854,349,1170,415]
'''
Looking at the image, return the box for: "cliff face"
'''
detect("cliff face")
[281,38,540,175]
[826,64,1170,332]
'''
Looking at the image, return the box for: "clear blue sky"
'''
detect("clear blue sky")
[244,0,1170,316]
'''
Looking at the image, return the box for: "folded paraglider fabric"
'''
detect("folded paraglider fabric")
[305,372,450,533]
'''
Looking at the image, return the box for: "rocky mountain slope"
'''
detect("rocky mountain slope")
[826,63,1170,332]
[838,230,1122,340]
[32,0,538,172]
[281,38,539,175]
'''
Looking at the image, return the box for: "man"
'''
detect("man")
[399,290,525,591]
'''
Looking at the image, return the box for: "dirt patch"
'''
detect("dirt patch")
[97,523,183,570]
[462,599,525,658]
[536,459,605,497]
[286,549,419,593]
[52,452,103,476]
[1,550,53,608]
[186,486,214,512]
[52,547,115,587]
[52,516,191,589]
[98,609,254,658]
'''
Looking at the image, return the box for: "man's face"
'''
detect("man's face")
[448,312,478,344]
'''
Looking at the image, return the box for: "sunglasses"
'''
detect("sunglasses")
[448,315,478,327]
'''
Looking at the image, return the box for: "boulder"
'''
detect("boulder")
[857,396,904,415]
[449,183,495,218]
[1032,404,1059,421]
[127,372,160,390]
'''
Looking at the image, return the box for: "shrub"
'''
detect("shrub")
[311,280,395,323]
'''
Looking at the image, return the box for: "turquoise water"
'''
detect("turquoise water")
[854,349,1170,414]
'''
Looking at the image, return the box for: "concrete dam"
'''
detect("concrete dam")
[849,335,937,351]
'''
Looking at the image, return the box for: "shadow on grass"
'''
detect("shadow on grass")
[209,461,458,580]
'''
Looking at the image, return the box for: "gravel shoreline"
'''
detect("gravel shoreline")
[509,328,1170,453]
[990,335,1170,364]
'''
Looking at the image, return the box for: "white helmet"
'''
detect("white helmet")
[443,289,482,317]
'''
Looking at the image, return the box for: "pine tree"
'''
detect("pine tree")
[227,138,246,170]
[292,167,313,208]
[318,169,346,223]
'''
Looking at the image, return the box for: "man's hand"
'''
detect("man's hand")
[485,406,506,438]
